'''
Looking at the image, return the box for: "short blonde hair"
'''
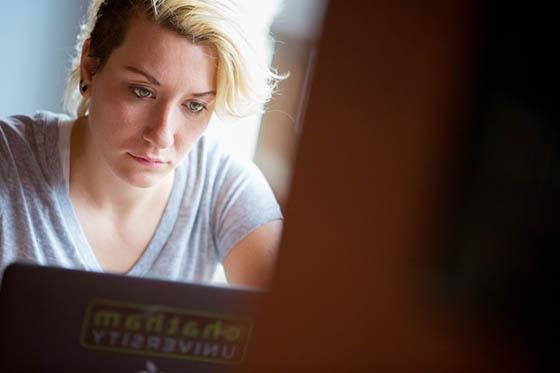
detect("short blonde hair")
[64,0,284,119]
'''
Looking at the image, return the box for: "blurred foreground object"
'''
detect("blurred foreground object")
[234,0,558,371]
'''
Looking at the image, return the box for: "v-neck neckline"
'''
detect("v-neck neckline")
[55,116,187,276]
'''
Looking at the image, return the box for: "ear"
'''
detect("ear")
[79,38,100,97]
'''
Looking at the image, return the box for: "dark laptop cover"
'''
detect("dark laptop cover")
[0,262,262,372]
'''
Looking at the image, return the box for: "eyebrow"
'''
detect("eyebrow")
[125,66,160,86]
[124,65,216,98]
[192,90,216,98]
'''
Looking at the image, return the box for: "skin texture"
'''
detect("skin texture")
[71,15,281,289]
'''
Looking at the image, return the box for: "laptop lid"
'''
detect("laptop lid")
[0,262,261,373]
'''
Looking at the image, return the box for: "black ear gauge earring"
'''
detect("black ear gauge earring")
[79,80,88,93]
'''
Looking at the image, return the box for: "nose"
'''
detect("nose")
[142,105,175,149]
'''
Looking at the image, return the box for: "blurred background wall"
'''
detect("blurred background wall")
[0,0,88,117]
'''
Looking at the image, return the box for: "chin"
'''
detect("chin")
[128,178,161,189]
[118,169,170,189]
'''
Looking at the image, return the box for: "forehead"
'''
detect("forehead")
[105,15,217,89]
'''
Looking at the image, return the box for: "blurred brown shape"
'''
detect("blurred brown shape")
[236,0,530,371]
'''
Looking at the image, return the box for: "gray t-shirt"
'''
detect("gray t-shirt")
[0,111,282,283]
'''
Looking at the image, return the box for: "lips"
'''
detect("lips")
[128,152,169,166]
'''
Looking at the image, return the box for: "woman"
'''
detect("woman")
[0,0,284,289]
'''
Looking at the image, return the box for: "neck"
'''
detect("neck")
[69,117,174,217]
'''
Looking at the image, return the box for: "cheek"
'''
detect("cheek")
[90,86,139,138]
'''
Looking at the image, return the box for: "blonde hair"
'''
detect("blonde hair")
[64,0,284,119]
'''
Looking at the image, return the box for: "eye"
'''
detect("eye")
[130,86,155,99]
[185,101,206,114]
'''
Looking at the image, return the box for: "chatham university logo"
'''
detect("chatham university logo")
[80,299,252,364]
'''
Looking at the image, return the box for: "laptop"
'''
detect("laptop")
[0,262,262,372]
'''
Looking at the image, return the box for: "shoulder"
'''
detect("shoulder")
[0,111,71,186]
[195,135,282,233]
[0,111,71,148]
[0,110,70,129]
[182,133,281,216]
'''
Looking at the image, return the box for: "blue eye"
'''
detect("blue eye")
[186,101,206,114]
[131,87,154,99]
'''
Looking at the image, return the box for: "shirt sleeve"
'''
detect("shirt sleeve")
[210,154,283,262]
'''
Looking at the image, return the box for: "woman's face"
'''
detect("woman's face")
[82,15,217,188]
